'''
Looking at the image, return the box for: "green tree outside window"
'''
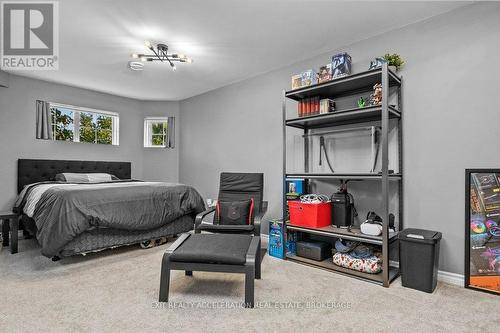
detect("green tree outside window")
[79,112,113,144]
[151,122,167,146]
[50,106,117,145]
[52,108,74,141]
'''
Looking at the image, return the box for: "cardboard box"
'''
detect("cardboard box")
[291,74,302,89]
[331,53,352,78]
[318,64,333,83]
[269,219,285,259]
[301,69,317,86]
[320,99,335,114]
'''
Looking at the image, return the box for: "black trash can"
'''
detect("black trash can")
[399,228,442,293]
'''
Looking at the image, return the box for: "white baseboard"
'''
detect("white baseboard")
[265,235,465,287]
[437,270,464,287]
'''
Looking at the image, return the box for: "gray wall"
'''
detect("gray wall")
[179,2,500,275]
[0,75,180,210]
[141,101,180,182]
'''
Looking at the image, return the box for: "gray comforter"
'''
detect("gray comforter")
[15,181,205,257]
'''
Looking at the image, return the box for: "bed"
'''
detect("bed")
[14,159,205,259]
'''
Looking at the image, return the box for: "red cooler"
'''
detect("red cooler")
[288,201,331,228]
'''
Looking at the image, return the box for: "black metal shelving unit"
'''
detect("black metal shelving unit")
[282,64,403,287]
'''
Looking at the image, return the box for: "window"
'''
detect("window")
[144,117,169,148]
[50,103,119,145]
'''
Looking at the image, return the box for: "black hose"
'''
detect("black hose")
[372,130,380,172]
[320,136,335,173]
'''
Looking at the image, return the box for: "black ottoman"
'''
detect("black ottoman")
[159,233,261,308]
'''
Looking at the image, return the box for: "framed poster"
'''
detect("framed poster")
[465,169,500,294]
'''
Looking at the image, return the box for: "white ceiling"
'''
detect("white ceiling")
[7,0,469,101]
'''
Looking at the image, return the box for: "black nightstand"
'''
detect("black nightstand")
[1,211,19,254]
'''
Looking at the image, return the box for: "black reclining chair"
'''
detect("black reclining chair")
[194,172,267,237]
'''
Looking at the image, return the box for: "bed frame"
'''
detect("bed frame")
[17,159,194,258]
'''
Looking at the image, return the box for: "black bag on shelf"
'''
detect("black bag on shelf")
[330,185,357,228]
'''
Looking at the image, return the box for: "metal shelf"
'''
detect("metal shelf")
[282,63,403,287]
[286,173,402,181]
[285,105,401,129]
[286,254,400,285]
[285,67,401,101]
[286,224,399,245]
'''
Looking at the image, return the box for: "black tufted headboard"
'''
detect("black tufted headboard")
[17,159,131,193]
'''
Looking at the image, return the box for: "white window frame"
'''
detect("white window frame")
[144,117,169,148]
[50,102,119,146]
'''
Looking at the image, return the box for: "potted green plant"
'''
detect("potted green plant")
[383,53,404,72]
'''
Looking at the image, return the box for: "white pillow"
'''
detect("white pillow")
[55,173,116,183]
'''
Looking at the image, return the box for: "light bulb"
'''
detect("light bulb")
[172,65,177,71]
[140,56,147,62]
[144,40,152,49]
[128,61,144,71]
[178,54,186,59]
[131,53,139,59]
[186,58,193,63]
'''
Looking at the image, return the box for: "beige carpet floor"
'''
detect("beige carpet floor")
[1,238,499,333]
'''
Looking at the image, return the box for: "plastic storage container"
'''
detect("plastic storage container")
[399,228,442,293]
[288,201,331,228]
[296,241,332,261]
[286,230,298,255]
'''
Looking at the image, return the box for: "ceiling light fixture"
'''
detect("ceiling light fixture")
[128,61,144,71]
[130,41,193,71]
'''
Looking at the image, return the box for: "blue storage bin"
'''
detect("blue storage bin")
[286,231,297,255]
